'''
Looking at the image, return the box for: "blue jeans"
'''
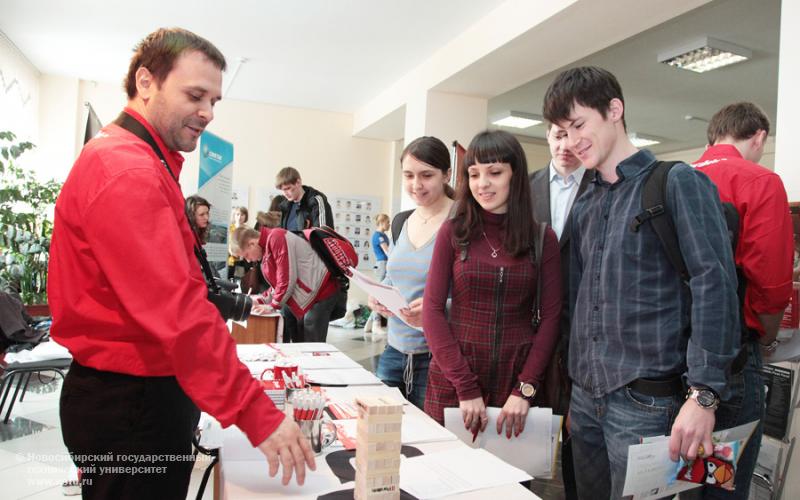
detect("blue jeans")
[376,344,430,410]
[369,260,387,323]
[570,382,683,499]
[681,344,765,500]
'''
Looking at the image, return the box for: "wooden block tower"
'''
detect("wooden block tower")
[354,396,403,500]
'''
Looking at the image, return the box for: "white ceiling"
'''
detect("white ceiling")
[1,0,782,154]
[0,0,506,113]
[487,0,781,154]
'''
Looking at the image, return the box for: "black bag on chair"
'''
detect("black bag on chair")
[0,291,46,353]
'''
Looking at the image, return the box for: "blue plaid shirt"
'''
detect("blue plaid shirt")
[568,149,740,399]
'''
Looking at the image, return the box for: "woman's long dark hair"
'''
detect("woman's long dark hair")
[185,194,211,244]
[452,130,536,257]
[401,136,455,200]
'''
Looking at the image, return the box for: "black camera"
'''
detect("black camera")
[207,289,252,322]
[207,278,252,322]
[194,238,253,322]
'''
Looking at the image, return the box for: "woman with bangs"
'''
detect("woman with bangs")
[423,130,562,439]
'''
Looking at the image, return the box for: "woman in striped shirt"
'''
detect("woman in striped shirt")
[368,136,454,409]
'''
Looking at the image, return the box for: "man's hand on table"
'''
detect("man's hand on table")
[257,416,316,485]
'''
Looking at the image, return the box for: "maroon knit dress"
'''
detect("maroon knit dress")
[422,210,562,425]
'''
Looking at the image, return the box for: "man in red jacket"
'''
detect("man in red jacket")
[49,28,314,498]
[690,102,793,499]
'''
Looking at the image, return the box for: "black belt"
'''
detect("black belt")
[627,375,684,398]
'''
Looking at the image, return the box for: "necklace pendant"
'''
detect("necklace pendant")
[490,249,498,258]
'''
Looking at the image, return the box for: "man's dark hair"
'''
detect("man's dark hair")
[706,102,770,145]
[452,130,535,257]
[542,66,626,130]
[124,27,227,99]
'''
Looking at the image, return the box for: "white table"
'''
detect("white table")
[203,343,539,499]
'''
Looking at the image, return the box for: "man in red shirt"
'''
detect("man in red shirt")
[49,28,314,498]
[691,102,793,499]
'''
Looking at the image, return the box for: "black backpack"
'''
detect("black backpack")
[391,209,414,244]
[630,161,748,335]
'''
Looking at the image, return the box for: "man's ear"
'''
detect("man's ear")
[135,67,155,102]
[753,129,767,149]
[608,98,625,123]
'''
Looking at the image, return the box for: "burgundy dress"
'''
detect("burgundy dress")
[422,211,562,424]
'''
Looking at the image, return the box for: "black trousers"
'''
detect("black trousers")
[60,361,200,500]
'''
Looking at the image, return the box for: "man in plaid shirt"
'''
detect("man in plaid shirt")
[542,66,741,499]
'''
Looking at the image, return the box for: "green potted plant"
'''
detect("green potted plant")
[0,131,62,312]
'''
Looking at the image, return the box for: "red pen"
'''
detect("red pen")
[471,394,489,443]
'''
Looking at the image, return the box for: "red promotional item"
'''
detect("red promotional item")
[780,283,799,329]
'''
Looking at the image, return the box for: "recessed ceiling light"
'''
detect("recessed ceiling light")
[658,37,751,73]
[491,111,543,129]
[629,132,661,148]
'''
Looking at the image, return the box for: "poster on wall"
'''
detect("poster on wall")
[231,186,249,215]
[331,195,381,272]
[198,131,233,278]
[255,187,285,214]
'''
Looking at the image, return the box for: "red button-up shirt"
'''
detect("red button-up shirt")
[49,108,282,446]
[694,144,794,335]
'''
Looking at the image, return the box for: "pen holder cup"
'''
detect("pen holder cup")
[284,387,306,417]
[297,419,335,454]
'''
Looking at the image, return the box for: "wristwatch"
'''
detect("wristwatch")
[760,339,779,354]
[518,382,537,400]
[687,386,720,410]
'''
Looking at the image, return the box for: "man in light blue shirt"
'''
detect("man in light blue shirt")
[530,122,590,500]
[548,138,585,240]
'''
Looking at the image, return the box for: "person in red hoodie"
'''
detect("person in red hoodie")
[690,102,794,499]
[48,28,314,498]
[233,226,340,342]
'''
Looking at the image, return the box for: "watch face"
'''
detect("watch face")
[696,390,716,407]
[521,383,535,398]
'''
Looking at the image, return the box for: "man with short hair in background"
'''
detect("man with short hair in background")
[275,166,334,231]
[275,166,335,342]
[688,101,794,499]
[529,122,590,500]
[49,28,315,498]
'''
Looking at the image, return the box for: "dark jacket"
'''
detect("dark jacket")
[278,184,334,230]
[529,164,591,412]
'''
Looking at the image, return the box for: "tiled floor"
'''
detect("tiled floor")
[0,326,564,499]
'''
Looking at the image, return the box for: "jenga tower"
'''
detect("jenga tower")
[354,396,403,500]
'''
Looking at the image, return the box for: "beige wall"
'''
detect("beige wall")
[521,140,551,173]
[187,98,393,218]
[0,32,40,166]
[659,136,776,170]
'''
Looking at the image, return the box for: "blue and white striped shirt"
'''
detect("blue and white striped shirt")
[569,149,740,399]
[383,218,436,354]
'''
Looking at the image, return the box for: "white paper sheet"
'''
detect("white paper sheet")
[304,367,382,386]
[335,410,457,446]
[399,447,532,499]
[444,406,554,478]
[347,266,409,318]
[235,344,279,362]
[622,420,759,499]
[324,385,407,405]
[271,342,339,353]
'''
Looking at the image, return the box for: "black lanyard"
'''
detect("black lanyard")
[113,112,220,291]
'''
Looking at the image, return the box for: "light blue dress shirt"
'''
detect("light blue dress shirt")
[549,162,586,239]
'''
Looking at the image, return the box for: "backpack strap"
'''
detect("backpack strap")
[532,222,547,331]
[391,209,414,244]
[631,161,689,282]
